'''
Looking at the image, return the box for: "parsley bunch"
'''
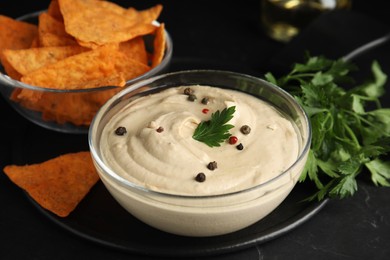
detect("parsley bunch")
[265,55,390,200]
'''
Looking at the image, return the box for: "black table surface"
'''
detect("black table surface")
[1,1,390,259]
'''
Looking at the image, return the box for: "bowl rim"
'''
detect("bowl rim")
[0,10,173,93]
[88,69,312,199]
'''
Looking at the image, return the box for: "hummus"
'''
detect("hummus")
[99,85,300,196]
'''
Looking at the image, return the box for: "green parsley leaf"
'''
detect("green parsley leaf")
[366,159,390,186]
[265,55,390,201]
[192,106,235,147]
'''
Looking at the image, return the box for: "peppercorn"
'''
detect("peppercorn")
[236,143,244,150]
[229,136,238,145]
[187,94,197,102]
[207,161,217,171]
[184,87,194,95]
[195,172,206,182]
[201,97,210,105]
[240,125,251,135]
[156,126,164,133]
[202,108,209,114]
[115,126,127,136]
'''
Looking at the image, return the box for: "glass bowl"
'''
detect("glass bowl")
[0,10,173,134]
[88,70,311,237]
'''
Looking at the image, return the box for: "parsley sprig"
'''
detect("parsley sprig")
[193,106,235,147]
[265,55,390,201]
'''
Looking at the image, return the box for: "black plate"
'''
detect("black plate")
[14,58,329,258]
[27,179,327,257]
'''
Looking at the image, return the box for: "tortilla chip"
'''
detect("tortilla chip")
[10,72,124,126]
[10,88,43,103]
[38,12,68,37]
[59,0,161,46]
[3,151,99,217]
[39,32,78,47]
[76,23,156,49]
[0,15,38,51]
[0,15,38,80]
[40,86,121,126]
[43,92,97,125]
[113,51,151,81]
[151,23,166,68]
[37,12,77,48]
[82,87,121,106]
[136,4,163,25]
[47,0,64,22]
[0,55,22,80]
[51,89,120,125]
[3,45,88,75]
[123,4,163,27]
[21,44,149,90]
[119,37,148,65]
[30,36,40,48]
[20,44,119,89]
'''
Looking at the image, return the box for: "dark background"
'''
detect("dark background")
[1,1,390,259]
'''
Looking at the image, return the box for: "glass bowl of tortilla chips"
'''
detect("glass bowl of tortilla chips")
[0,0,172,134]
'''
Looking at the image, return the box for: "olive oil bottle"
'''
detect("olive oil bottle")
[261,0,352,42]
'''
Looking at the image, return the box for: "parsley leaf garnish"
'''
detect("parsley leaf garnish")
[193,106,235,147]
[265,55,390,200]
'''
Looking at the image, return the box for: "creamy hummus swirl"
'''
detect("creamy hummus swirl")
[100,85,299,195]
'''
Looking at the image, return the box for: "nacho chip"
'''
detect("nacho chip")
[3,151,99,217]
[75,23,157,49]
[38,12,68,37]
[119,36,148,65]
[39,32,78,47]
[74,74,126,89]
[47,0,64,22]
[37,86,120,126]
[47,87,121,125]
[12,84,121,126]
[21,44,150,90]
[42,92,98,125]
[9,88,23,101]
[135,4,163,25]
[82,87,121,106]
[11,88,43,103]
[59,0,162,46]
[0,15,38,80]
[3,45,88,75]
[20,44,120,89]
[0,15,38,51]
[113,51,151,81]
[30,36,40,48]
[0,56,22,80]
[151,23,166,68]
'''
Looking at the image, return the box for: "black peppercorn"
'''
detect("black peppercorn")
[115,126,127,136]
[156,126,164,133]
[236,143,244,150]
[201,97,210,105]
[207,161,217,171]
[240,125,251,135]
[184,87,194,95]
[195,172,206,182]
[187,94,197,102]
